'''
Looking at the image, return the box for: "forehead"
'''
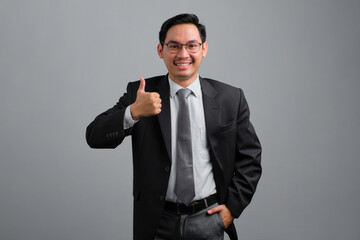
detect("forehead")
[165,23,201,42]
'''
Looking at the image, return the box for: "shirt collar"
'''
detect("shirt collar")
[168,75,201,98]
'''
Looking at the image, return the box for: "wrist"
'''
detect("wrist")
[130,104,140,120]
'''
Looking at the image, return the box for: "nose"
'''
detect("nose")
[177,45,190,57]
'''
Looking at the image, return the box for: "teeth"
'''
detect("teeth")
[176,63,190,66]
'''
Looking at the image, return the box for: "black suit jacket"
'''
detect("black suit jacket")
[86,75,262,240]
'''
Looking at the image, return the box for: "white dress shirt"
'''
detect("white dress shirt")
[123,75,216,203]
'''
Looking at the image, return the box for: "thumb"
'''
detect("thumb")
[138,77,146,92]
[207,205,223,215]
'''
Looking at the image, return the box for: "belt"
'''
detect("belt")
[164,194,218,215]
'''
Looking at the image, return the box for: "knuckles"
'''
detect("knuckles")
[152,92,160,98]
[135,90,162,116]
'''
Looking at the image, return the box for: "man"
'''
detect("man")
[86,13,261,240]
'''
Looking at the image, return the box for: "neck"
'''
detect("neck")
[169,74,198,88]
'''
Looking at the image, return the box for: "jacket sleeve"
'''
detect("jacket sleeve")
[86,82,135,148]
[226,88,262,218]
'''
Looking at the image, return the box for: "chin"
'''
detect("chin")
[174,74,192,81]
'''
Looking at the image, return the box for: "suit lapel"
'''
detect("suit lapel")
[200,77,226,171]
[156,76,172,161]
[200,77,226,197]
[200,77,220,141]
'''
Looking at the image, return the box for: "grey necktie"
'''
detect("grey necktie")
[174,88,195,204]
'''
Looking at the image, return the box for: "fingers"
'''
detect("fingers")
[207,205,234,229]
[207,205,223,215]
[132,78,162,119]
[150,92,161,100]
[138,77,146,92]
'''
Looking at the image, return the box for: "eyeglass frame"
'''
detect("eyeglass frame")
[161,41,203,53]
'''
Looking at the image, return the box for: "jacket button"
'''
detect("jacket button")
[160,195,165,201]
[165,166,170,173]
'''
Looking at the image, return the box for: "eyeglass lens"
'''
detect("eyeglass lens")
[167,43,201,53]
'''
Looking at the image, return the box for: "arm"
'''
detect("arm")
[226,88,262,218]
[86,82,134,149]
[208,89,262,228]
[86,77,162,148]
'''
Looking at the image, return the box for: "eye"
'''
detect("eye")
[168,44,180,50]
[187,43,199,52]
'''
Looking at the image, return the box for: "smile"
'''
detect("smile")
[174,62,192,67]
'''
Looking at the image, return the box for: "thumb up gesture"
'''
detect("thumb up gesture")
[130,77,162,120]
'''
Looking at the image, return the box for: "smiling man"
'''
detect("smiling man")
[158,23,207,87]
[86,14,262,240]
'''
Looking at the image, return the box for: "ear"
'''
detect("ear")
[157,43,163,58]
[202,42,208,58]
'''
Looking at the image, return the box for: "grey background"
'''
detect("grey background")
[1,0,359,239]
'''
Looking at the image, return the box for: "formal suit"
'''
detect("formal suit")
[86,75,262,240]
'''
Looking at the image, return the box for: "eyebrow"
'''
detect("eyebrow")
[166,40,200,44]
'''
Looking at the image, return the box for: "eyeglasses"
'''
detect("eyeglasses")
[162,41,203,53]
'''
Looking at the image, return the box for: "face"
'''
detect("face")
[157,23,208,87]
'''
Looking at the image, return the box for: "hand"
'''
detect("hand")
[207,204,234,229]
[130,77,162,120]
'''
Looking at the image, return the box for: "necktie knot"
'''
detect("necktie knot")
[177,88,192,98]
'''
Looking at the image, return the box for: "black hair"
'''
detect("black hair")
[159,13,206,45]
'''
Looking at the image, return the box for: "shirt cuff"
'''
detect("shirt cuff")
[123,105,138,130]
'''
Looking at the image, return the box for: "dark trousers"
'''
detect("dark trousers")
[154,203,225,240]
